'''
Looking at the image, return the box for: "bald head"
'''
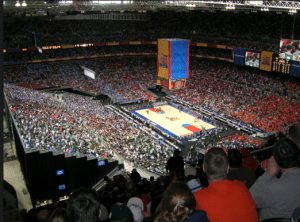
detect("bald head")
[203,148,229,182]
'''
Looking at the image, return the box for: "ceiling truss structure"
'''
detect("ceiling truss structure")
[3,0,300,14]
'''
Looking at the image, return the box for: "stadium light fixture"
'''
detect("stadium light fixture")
[261,7,269,12]
[15,1,21,7]
[288,9,297,14]
[21,1,27,7]
[122,0,133,4]
[58,0,72,5]
[37,47,43,54]
[225,4,235,10]
[186,3,196,8]
[246,1,263,5]
[92,0,121,4]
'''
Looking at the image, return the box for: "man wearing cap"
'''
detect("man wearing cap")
[250,138,300,220]
[127,197,144,222]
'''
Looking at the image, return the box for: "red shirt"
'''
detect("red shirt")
[194,179,259,222]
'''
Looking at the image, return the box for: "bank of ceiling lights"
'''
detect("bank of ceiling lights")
[186,3,196,8]
[288,9,297,14]
[58,0,72,5]
[225,4,235,10]
[15,0,27,7]
[261,7,269,12]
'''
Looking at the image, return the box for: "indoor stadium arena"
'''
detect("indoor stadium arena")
[2,1,300,222]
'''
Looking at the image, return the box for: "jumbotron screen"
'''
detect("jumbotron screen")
[279,39,300,61]
[245,51,260,68]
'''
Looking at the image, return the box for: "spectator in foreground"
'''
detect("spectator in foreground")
[49,208,67,222]
[166,149,184,175]
[130,168,142,183]
[194,148,259,222]
[67,188,100,222]
[36,208,52,222]
[110,192,134,222]
[227,149,256,188]
[98,204,109,222]
[145,176,170,221]
[127,197,144,222]
[250,138,300,220]
[195,158,208,187]
[155,181,209,222]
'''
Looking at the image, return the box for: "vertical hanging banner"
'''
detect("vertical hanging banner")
[157,39,190,90]
[170,39,190,80]
[260,51,273,72]
[290,61,300,78]
[233,48,246,66]
[157,39,170,80]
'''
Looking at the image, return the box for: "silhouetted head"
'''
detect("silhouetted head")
[174,149,181,156]
[228,149,243,168]
[67,188,100,222]
[272,138,300,169]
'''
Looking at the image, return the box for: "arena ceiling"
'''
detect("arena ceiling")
[3,0,300,15]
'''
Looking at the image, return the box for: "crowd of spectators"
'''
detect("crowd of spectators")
[4,11,299,51]
[9,135,300,222]
[216,133,266,149]
[4,45,156,64]
[172,68,263,115]
[4,55,300,135]
[232,95,300,132]
[4,44,233,65]
[171,59,300,134]
[4,8,300,222]
[191,47,233,60]
[4,84,175,174]
[4,57,156,104]
[288,82,300,98]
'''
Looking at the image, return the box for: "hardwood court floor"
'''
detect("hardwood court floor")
[135,105,215,137]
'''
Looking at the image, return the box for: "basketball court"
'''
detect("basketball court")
[132,105,216,138]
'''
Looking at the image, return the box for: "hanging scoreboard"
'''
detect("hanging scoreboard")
[157,39,190,90]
